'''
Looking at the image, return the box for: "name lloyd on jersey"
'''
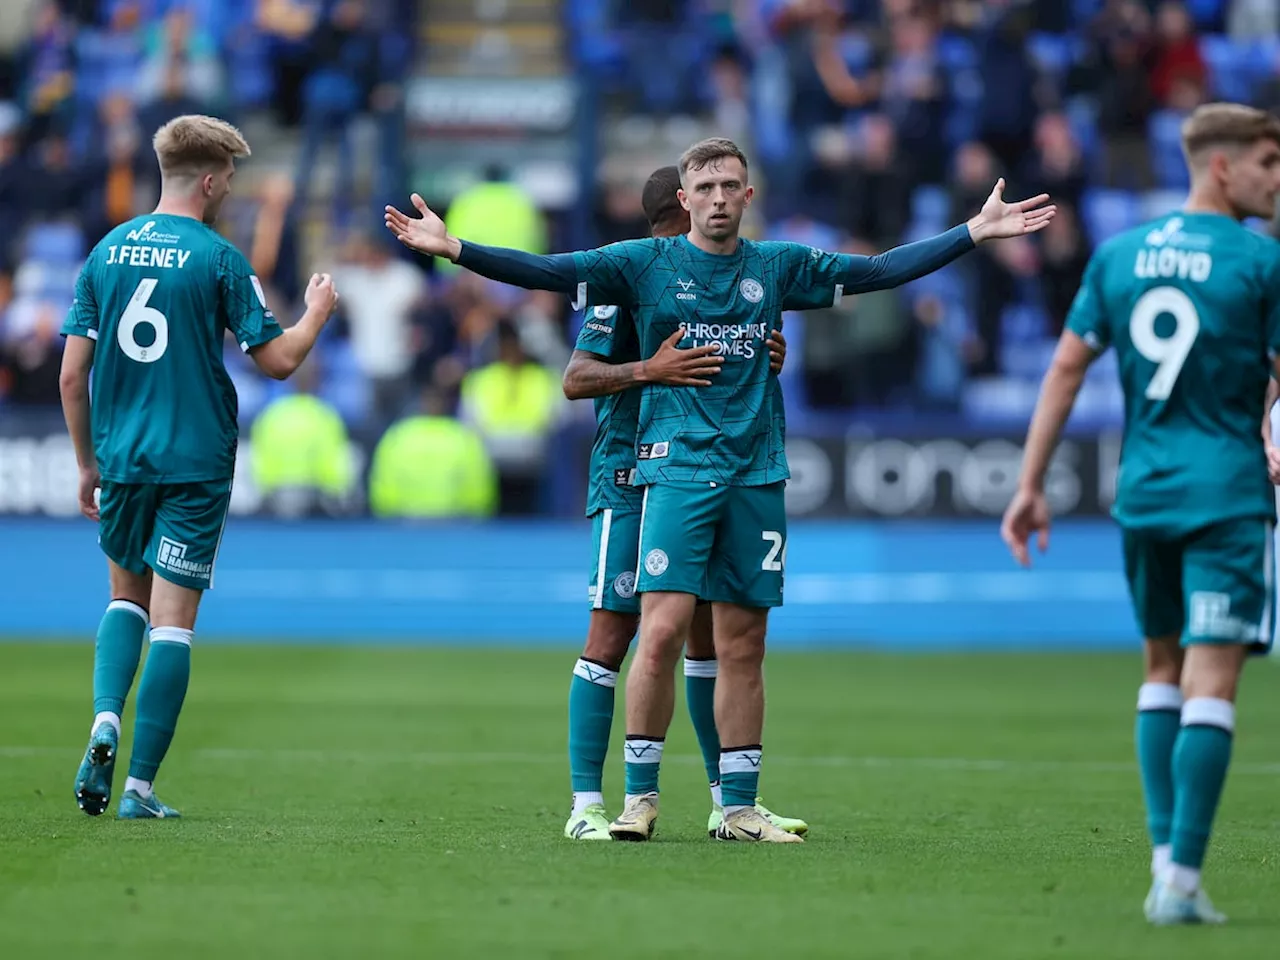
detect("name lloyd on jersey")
[105,245,193,269]
[1134,248,1212,282]
[681,321,770,359]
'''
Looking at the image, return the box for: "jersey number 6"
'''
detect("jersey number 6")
[118,277,169,364]
[1129,285,1199,401]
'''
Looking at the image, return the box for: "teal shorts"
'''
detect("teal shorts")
[588,506,642,615]
[1123,517,1275,653]
[98,479,233,591]
[636,481,786,609]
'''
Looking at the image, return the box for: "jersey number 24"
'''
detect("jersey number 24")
[1130,285,1199,401]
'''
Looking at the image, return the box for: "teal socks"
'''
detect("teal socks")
[93,600,148,717]
[720,745,762,809]
[1136,682,1182,849]
[127,628,192,782]
[568,658,618,793]
[684,657,721,788]
[1170,697,1235,872]
[624,737,664,796]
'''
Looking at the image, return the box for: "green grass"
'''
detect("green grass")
[1,644,1279,959]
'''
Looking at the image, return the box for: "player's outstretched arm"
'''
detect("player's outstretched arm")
[562,331,724,400]
[59,334,100,521]
[842,180,1055,294]
[385,194,579,293]
[1001,330,1094,567]
[249,273,340,380]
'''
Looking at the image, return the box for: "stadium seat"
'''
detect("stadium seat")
[1201,35,1255,103]
[1000,304,1048,345]
[23,223,84,265]
[1147,111,1191,190]
[1081,189,1141,244]
[1026,33,1075,78]
[910,186,951,232]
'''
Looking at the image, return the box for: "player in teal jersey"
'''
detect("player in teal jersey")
[560,165,806,840]
[61,116,339,818]
[386,137,1054,842]
[1002,103,1280,925]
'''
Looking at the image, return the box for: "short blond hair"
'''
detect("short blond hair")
[1181,103,1280,165]
[678,137,749,185]
[152,114,251,180]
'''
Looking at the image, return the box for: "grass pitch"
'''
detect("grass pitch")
[1,644,1279,959]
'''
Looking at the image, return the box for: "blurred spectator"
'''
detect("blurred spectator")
[976,4,1040,176]
[332,230,430,428]
[1075,0,1155,189]
[1038,203,1089,336]
[801,238,915,409]
[369,387,498,519]
[293,0,379,219]
[1020,112,1087,214]
[15,1,75,143]
[0,296,61,405]
[246,173,303,307]
[460,320,563,516]
[138,57,211,134]
[838,112,911,248]
[0,105,25,267]
[1149,2,1206,109]
[135,8,223,107]
[250,358,356,517]
[444,166,547,273]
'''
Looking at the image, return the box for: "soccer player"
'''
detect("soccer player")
[386,137,1053,842]
[561,165,806,840]
[1001,103,1280,924]
[63,115,340,818]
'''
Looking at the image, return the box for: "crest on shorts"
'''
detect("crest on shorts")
[739,278,764,303]
[614,571,637,598]
[644,549,669,577]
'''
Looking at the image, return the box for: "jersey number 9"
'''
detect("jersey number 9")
[1129,285,1199,401]
[117,278,169,364]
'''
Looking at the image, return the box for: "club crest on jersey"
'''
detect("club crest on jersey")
[739,278,764,303]
[614,571,637,598]
[644,549,669,577]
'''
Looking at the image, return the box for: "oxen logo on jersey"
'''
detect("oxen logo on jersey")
[739,278,764,303]
[644,549,669,577]
[593,305,618,320]
[675,278,698,302]
[613,571,637,599]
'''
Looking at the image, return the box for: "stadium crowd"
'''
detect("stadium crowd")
[1,0,1279,512]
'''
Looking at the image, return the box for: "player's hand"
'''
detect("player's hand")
[767,328,787,374]
[1001,486,1050,568]
[78,465,100,522]
[643,329,724,387]
[967,179,1057,243]
[1267,442,1280,485]
[384,194,459,260]
[304,273,340,318]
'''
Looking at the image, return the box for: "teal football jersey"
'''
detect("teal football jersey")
[61,214,283,483]
[574,300,644,515]
[571,236,849,486]
[1066,212,1280,535]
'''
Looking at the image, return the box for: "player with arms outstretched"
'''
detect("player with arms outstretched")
[1002,103,1280,924]
[560,165,806,840]
[387,137,1053,842]
[64,115,339,818]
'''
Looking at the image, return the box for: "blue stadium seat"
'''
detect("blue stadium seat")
[1147,110,1191,190]
[1082,189,1141,244]
[1201,35,1255,102]
[23,223,84,265]
[1000,304,1048,345]
[936,34,978,72]
[910,186,951,232]
[1186,0,1227,30]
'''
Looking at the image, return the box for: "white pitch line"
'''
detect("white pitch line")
[5,746,1280,776]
